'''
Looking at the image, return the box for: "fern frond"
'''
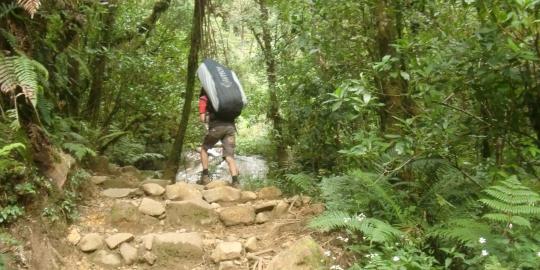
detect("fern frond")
[62,142,96,161]
[428,218,492,245]
[285,172,317,194]
[0,55,47,107]
[479,175,540,228]
[16,0,41,18]
[0,143,25,157]
[309,211,402,243]
[0,3,18,19]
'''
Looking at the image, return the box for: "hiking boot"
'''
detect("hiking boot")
[231,175,240,188]
[198,174,211,185]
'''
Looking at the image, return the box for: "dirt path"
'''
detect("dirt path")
[59,172,328,270]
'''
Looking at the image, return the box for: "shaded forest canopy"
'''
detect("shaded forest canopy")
[2,0,540,269]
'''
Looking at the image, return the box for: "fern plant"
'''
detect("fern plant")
[284,172,318,195]
[0,54,47,107]
[309,211,402,243]
[480,175,540,228]
[16,0,41,18]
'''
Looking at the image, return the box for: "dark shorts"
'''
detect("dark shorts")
[202,125,236,157]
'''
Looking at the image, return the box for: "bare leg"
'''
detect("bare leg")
[225,156,238,176]
[200,147,209,170]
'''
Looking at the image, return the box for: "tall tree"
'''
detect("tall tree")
[373,0,408,132]
[163,0,206,180]
[252,0,287,166]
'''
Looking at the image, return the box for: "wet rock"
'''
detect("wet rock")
[266,236,326,270]
[244,237,259,252]
[78,233,103,252]
[241,191,257,201]
[165,182,203,201]
[219,205,255,226]
[202,186,241,203]
[93,250,123,267]
[166,199,218,226]
[138,198,165,216]
[153,232,204,256]
[105,233,134,249]
[90,176,108,185]
[67,228,81,245]
[141,183,165,196]
[119,243,138,265]
[255,212,271,224]
[257,186,282,200]
[206,180,229,189]
[211,242,243,262]
[102,188,138,198]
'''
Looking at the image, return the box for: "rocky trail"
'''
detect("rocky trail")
[59,164,329,270]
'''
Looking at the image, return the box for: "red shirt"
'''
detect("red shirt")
[199,95,208,114]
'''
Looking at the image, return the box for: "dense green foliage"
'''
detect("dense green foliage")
[2,0,540,269]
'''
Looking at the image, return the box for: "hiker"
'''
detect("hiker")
[198,89,239,186]
[196,59,247,186]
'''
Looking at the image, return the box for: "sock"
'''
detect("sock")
[202,169,209,175]
[232,175,238,183]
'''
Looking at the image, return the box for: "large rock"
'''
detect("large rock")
[143,251,157,265]
[44,151,75,188]
[272,201,289,217]
[202,186,241,203]
[210,242,243,263]
[244,237,260,252]
[153,232,204,257]
[90,176,108,185]
[254,200,279,213]
[166,200,218,226]
[78,233,103,252]
[101,188,138,198]
[218,261,236,270]
[67,228,81,245]
[105,233,134,249]
[141,234,155,250]
[266,236,326,270]
[141,179,171,187]
[241,191,257,201]
[257,186,282,200]
[119,243,138,265]
[165,182,203,201]
[92,250,123,267]
[219,205,255,226]
[109,201,140,225]
[139,198,165,216]
[255,212,271,224]
[206,180,229,189]
[141,183,165,196]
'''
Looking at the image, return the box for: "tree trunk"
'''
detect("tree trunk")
[374,0,407,132]
[256,0,287,166]
[85,4,117,126]
[163,0,206,180]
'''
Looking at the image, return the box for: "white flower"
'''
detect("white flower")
[537,251,540,257]
[365,253,378,259]
[330,266,344,270]
[478,237,486,244]
[481,250,489,256]
[508,223,513,229]
[356,213,366,222]
[336,236,349,242]
[324,250,332,257]
[343,217,351,223]
[392,256,400,261]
